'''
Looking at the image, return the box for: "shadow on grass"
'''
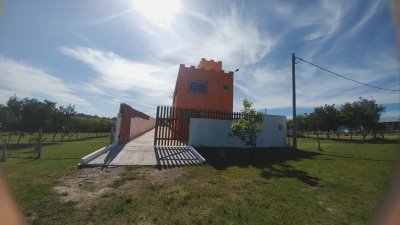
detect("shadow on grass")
[197,147,322,187]
[261,164,320,187]
[197,147,318,170]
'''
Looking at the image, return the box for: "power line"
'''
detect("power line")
[295,56,400,92]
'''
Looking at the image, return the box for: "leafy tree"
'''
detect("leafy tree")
[352,97,385,140]
[287,97,384,141]
[0,95,113,134]
[20,98,51,132]
[231,99,264,148]
[340,102,358,139]
[296,113,316,137]
[313,104,340,138]
[296,114,306,136]
[2,95,23,131]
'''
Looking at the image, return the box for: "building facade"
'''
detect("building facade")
[172,58,234,112]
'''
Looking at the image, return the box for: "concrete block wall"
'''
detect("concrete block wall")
[188,115,287,148]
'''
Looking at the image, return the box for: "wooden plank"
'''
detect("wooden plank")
[172,107,176,146]
[162,106,166,146]
[178,108,183,146]
[155,106,243,146]
[171,107,175,146]
[159,106,163,146]
[165,106,170,146]
[167,106,172,146]
[158,107,162,146]
[154,106,159,146]
[157,106,161,146]
[174,107,178,146]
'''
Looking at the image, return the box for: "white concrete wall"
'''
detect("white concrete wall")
[113,113,122,144]
[129,117,155,139]
[188,115,287,148]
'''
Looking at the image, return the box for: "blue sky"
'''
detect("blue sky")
[0,0,399,118]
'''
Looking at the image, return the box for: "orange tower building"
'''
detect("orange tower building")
[172,58,234,112]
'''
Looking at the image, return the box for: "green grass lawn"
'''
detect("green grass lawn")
[0,138,399,225]
[0,136,109,225]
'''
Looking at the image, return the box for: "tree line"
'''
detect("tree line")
[288,97,386,140]
[0,95,115,133]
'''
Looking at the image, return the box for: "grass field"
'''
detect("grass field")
[0,137,399,225]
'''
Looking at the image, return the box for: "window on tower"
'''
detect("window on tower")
[189,80,207,94]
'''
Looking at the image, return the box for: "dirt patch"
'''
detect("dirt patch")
[54,166,183,208]
[148,168,183,186]
[53,167,126,207]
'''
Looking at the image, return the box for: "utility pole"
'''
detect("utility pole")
[292,53,297,149]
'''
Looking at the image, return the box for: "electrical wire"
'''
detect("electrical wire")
[295,56,400,92]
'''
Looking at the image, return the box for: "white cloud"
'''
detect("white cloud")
[0,57,89,106]
[145,5,276,69]
[132,0,181,28]
[345,1,381,37]
[233,56,399,112]
[60,46,177,110]
[301,1,344,41]
[131,0,399,114]
[266,0,344,42]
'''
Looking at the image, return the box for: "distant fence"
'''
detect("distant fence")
[0,132,110,145]
[0,131,111,161]
[154,106,241,146]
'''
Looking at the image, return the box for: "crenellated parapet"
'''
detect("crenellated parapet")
[179,59,234,76]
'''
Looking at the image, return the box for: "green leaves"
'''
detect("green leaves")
[231,99,264,148]
[0,95,114,133]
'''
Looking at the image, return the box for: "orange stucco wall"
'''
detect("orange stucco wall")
[172,59,234,112]
[197,58,222,72]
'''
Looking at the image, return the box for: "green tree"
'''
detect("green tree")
[231,99,264,148]
[340,102,358,139]
[352,97,385,140]
[313,104,340,139]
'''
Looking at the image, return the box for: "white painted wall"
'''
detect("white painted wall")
[129,117,155,139]
[188,115,287,148]
[113,113,122,144]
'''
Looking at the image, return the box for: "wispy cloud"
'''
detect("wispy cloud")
[345,1,382,37]
[131,0,399,115]
[144,4,277,69]
[60,46,177,112]
[0,57,89,106]
[234,59,399,112]
[84,8,133,26]
[2,0,397,118]
[296,1,344,41]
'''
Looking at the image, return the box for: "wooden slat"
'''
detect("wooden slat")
[154,106,242,146]
[166,106,171,146]
[154,106,159,146]
[162,106,167,146]
[172,107,176,146]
